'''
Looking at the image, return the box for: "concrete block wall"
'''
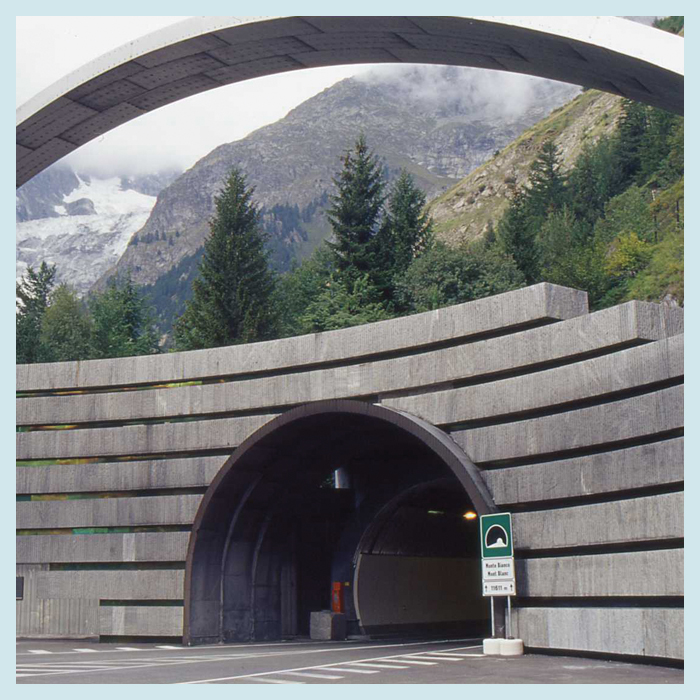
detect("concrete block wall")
[16,283,683,659]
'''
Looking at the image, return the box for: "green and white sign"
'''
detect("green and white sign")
[480,513,513,559]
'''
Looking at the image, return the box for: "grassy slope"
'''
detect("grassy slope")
[427,90,623,245]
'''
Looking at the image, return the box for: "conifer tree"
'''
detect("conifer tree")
[39,284,93,362]
[89,275,159,359]
[327,135,385,287]
[384,171,434,274]
[174,168,277,350]
[16,262,56,364]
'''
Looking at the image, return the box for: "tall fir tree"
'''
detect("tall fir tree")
[326,134,385,288]
[174,168,277,350]
[382,170,434,280]
[495,189,540,284]
[16,262,56,364]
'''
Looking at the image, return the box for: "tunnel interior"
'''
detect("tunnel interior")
[185,402,490,644]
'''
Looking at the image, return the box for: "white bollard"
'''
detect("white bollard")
[482,638,502,655]
[500,638,524,656]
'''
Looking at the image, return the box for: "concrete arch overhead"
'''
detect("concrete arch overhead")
[184,399,496,645]
[17,16,683,187]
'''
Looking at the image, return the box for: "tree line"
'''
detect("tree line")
[16,265,158,364]
[495,99,683,309]
[16,93,683,363]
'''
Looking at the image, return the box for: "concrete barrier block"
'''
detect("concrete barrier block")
[310,611,346,640]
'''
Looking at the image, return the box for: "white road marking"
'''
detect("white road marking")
[28,650,52,654]
[330,667,378,674]
[250,678,305,684]
[346,662,410,669]
[283,671,345,680]
[115,647,140,651]
[391,658,437,665]
[176,643,482,684]
[411,654,464,661]
[73,648,98,653]
[155,645,182,649]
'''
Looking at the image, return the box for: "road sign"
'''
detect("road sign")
[480,513,513,558]
[483,580,516,596]
[482,557,514,580]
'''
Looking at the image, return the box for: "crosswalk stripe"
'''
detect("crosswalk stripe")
[330,666,378,674]
[28,650,51,654]
[283,671,345,680]
[392,658,437,665]
[250,678,305,684]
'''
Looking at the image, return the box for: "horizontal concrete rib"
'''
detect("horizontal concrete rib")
[518,549,683,597]
[99,605,183,637]
[451,384,683,465]
[16,283,588,391]
[512,492,683,551]
[35,570,184,600]
[384,335,682,427]
[16,456,225,494]
[484,438,684,505]
[18,301,679,426]
[514,607,683,659]
[16,532,191,563]
[16,414,275,461]
[16,495,202,529]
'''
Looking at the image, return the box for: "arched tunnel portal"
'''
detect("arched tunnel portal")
[184,399,497,645]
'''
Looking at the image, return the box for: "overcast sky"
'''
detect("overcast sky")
[16,16,662,178]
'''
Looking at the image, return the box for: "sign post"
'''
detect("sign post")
[479,513,523,656]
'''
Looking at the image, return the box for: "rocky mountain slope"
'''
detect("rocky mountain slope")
[102,67,579,288]
[16,168,179,295]
[428,90,623,245]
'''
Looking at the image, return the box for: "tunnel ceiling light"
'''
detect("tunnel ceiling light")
[463,511,478,520]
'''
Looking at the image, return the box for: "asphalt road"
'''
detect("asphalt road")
[16,638,683,684]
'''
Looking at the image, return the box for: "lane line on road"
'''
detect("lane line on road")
[28,650,51,654]
[391,658,437,666]
[330,667,379,674]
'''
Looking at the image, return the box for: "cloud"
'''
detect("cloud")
[357,64,576,121]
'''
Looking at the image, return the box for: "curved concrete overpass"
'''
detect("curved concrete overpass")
[16,15,683,187]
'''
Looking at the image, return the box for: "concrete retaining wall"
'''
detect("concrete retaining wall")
[16,284,683,660]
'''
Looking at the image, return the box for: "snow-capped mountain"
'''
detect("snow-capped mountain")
[16,168,179,296]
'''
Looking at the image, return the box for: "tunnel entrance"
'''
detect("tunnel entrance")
[184,400,495,645]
